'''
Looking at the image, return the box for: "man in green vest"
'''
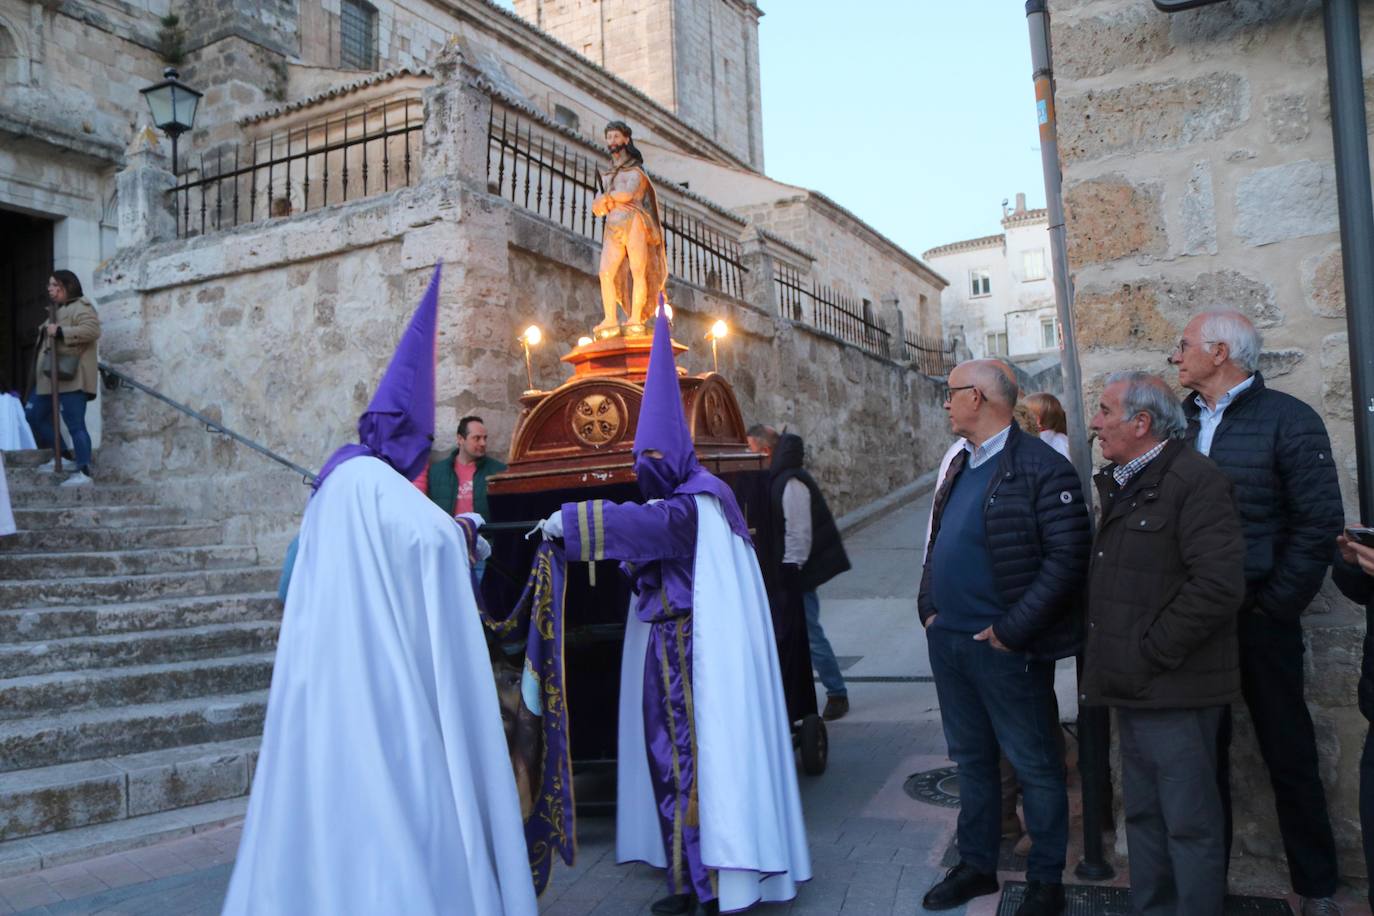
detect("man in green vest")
[420,416,507,522]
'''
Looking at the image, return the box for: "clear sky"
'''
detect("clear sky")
[756,1,1047,257]
[494,0,1046,257]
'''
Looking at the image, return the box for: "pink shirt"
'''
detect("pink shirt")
[454,460,477,516]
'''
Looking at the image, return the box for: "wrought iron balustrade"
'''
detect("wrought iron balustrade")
[170,97,422,239]
[486,104,746,300]
[772,263,891,359]
[903,332,957,377]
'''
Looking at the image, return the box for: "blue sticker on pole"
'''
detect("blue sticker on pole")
[1037,99,1049,125]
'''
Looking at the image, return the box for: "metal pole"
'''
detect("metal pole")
[1324,0,1374,524]
[46,299,62,476]
[1027,0,1114,882]
[1026,0,1092,502]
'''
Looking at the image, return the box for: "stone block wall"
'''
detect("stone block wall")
[1049,0,1369,885]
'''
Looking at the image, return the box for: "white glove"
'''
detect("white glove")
[474,535,492,561]
[527,510,565,541]
[457,512,485,529]
[542,510,564,539]
[647,498,663,506]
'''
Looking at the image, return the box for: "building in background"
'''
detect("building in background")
[923,193,1058,364]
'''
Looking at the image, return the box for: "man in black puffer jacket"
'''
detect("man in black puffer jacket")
[1171,310,1345,915]
[917,360,1091,916]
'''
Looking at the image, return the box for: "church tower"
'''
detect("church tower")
[512,0,765,171]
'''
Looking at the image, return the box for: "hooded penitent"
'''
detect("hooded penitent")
[557,300,810,912]
[314,263,440,488]
[632,303,751,541]
[223,263,537,915]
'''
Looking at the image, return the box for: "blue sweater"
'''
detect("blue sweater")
[929,459,1003,634]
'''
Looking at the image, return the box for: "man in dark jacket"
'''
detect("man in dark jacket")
[918,359,1091,916]
[765,430,852,721]
[1086,371,1246,916]
[1170,311,1344,916]
[1332,532,1374,911]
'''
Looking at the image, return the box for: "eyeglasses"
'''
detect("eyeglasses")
[944,385,980,401]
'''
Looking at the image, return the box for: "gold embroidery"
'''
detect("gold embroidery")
[675,618,700,829]
[658,629,685,892]
[577,502,590,563]
[592,499,606,561]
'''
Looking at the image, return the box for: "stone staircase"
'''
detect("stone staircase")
[0,450,282,877]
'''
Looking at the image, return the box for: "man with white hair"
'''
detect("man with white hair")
[1170,310,1345,916]
[918,359,1090,916]
[1087,371,1246,916]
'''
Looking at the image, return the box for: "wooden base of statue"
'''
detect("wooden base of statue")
[487,326,762,496]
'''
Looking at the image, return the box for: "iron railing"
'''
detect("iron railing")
[171,97,423,239]
[772,263,891,358]
[903,332,957,377]
[486,105,747,299]
[99,361,317,484]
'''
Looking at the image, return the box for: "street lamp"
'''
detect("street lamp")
[705,319,729,373]
[519,324,543,393]
[140,67,202,176]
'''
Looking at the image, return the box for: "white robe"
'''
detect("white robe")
[222,457,536,916]
[615,494,812,911]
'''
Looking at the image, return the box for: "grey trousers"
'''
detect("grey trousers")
[1117,706,1227,916]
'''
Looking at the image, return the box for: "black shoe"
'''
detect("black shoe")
[922,863,999,910]
[822,695,849,720]
[1015,881,1065,916]
[651,894,696,915]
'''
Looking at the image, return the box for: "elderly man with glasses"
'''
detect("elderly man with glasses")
[917,359,1090,916]
[1168,310,1346,916]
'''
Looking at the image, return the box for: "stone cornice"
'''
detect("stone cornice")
[1001,208,1048,229]
[238,68,432,125]
[922,233,1006,260]
[443,0,758,173]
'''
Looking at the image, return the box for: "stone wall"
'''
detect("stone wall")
[1049,0,1368,886]
[96,62,951,569]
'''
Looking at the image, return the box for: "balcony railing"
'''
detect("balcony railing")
[171,97,423,239]
[773,263,890,359]
[903,332,957,377]
[486,103,746,300]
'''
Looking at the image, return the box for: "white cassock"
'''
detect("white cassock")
[615,494,812,911]
[222,457,536,916]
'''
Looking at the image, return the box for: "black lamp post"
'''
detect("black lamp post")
[139,67,202,176]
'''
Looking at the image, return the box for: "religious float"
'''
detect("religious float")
[480,120,828,830]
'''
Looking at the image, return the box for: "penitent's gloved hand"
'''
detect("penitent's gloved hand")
[457,512,485,529]
[475,535,492,561]
[541,510,564,540]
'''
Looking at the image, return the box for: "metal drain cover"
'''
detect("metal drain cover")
[903,766,960,808]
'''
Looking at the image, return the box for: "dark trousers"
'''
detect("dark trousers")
[1217,612,1338,898]
[26,390,91,471]
[1363,725,1374,910]
[1120,706,1227,916]
[928,625,1067,883]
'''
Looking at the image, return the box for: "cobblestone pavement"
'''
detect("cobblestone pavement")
[3,494,1369,915]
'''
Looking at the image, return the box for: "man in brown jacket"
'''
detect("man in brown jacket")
[1085,371,1246,916]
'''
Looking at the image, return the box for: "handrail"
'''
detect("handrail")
[98,361,318,485]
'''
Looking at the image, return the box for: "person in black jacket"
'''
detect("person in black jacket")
[1170,310,1345,916]
[1332,531,1374,911]
[918,359,1091,916]
[761,429,852,721]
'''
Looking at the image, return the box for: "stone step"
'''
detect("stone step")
[0,652,276,720]
[0,690,268,773]
[0,623,280,679]
[0,544,258,580]
[0,592,280,644]
[2,450,56,468]
[0,793,249,878]
[11,504,187,530]
[0,522,223,554]
[0,738,259,844]
[6,484,156,508]
[0,566,279,610]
